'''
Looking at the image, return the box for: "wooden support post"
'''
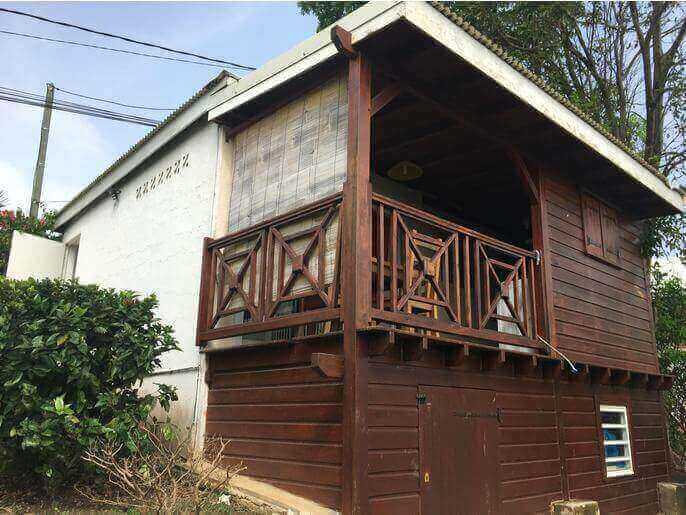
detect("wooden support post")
[530,164,557,345]
[340,41,372,515]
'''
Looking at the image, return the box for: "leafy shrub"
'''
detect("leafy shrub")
[0,208,59,276]
[0,277,179,484]
[651,266,686,470]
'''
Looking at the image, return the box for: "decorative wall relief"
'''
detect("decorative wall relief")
[135,153,190,200]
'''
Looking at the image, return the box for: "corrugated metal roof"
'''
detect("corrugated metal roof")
[429,1,668,185]
[56,70,236,219]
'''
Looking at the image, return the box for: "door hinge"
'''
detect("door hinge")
[417,393,427,405]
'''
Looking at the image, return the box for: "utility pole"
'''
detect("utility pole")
[29,82,54,218]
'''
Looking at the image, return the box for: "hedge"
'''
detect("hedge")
[0,278,179,483]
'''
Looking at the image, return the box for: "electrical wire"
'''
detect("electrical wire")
[0,85,161,120]
[0,90,160,126]
[0,85,163,124]
[0,29,228,70]
[0,7,256,71]
[54,86,173,111]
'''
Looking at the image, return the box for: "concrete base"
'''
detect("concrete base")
[550,499,600,515]
[658,482,686,515]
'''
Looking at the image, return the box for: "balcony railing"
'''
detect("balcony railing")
[371,194,540,349]
[196,193,343,343]
[197,192,541,349]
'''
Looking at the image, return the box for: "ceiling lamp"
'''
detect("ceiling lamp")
[387,161,423,182]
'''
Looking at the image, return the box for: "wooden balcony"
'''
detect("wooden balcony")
[196,192,543,350]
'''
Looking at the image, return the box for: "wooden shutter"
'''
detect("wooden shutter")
[582,194,604,259]
[600,205,620,265]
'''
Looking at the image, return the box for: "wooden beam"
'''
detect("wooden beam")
[331,25,356,59]
[507,148,540,204]
[311,353,344,379]
[371,82,404,117]
[341,52,372,515]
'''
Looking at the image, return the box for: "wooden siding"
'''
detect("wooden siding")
[206,349,344,509]
[366,357,669,514]
[559,382,669,514]
[228,71,348,233]
[544,174,659,374]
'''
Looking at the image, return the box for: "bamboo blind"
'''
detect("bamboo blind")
[228,71,348,233]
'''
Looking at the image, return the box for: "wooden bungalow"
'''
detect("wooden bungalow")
[196,2,683,513]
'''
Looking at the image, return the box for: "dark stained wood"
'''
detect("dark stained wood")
[331,25,356,59]
[507,148,539,204]
[419,386,500,514]
[371,82,404,117]
[206,360,343,509]
[341,51,372,515]
[312,353,345,379]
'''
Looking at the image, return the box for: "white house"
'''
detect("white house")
[8,70,239,433]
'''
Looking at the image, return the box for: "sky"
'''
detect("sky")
[0,1,318,213]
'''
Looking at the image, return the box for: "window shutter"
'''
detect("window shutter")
[600,206,620,266]
[582,195,603,259]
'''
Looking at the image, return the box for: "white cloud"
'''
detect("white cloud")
[0,101,116,213]
[0,161,31,211]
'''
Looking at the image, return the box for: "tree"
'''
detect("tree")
[298,1,685,258]
[651,267,686,470]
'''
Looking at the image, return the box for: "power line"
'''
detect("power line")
[0,89,160,126]
[0,85,164,124]
[0,29,228,70]
[1,85,161,120]
[0,7,256,71]
[54,86,173,111]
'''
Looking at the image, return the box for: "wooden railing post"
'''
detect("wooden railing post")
[340,42,372,514]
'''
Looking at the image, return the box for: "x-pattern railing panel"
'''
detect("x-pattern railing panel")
[199,195,343,339]
[373,194,539,345]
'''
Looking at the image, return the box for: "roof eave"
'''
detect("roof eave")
[208,1,682,215]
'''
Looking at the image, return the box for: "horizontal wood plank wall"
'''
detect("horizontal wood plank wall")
[206,349,344,509]
[368,381,421,515]
[367,358,668,514]
[559,382,668,514]
[366,359,565,514]
[544,174,659,374]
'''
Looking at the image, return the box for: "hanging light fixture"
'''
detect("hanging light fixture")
[387,161,423,182]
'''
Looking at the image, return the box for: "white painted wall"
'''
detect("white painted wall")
[60,121,222,429]
[6,231,66,280]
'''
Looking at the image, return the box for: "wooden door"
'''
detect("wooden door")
[419,386,499,515]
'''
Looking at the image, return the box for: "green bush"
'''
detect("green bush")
[0,277,179,484]
[651,267,686,470]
